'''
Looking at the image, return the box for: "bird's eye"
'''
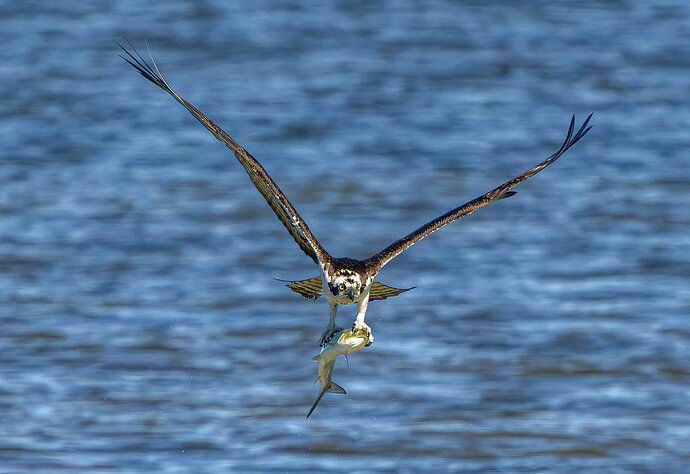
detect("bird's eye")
[339,283,345,291]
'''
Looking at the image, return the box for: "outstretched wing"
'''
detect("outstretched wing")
[365,114,593,273]
[118,39,330,266]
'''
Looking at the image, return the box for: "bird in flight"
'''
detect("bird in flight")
[119,39,592,347]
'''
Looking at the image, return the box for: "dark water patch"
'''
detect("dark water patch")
[14,331,66,343]
[528,447,609,458]
[284,443,448,458]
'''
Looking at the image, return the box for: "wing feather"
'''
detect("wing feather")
[366,114,593,272]
[118,39,330,265]
[369,281,415,301]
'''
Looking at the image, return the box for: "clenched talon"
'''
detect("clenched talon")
[364,329,374,346]
[352,321,374,347]
[318,325,344,347]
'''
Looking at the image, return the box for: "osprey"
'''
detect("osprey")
[119,40,592,347]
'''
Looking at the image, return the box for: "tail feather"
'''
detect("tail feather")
[369,280,416,301]
[278,277,323,300]
[281,276,415,302]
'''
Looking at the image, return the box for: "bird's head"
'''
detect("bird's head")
[329,271,363,303]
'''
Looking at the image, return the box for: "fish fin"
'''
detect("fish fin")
[276,276,323,299]
[306,388,327,418]
[327,382,347,394]
[345,354,349,368]
[369,280,416,301]
[499,191,517,200]
[311,353,322,361]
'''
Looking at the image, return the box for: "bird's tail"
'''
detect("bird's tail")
[282,276,414,301]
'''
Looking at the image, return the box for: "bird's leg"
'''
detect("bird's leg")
[318,303,343,347]
[352,292,374,346]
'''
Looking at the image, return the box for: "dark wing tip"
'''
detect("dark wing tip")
[564,115,576,146]
[566,113,594,149]
[117,36,170,91]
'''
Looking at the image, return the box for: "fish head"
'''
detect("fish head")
[335,328,370,354]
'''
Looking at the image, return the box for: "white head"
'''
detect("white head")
[328,270,363,304]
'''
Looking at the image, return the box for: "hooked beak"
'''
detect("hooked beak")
[345,288,356,301]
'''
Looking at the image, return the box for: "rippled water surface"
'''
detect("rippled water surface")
[1,1,690,472]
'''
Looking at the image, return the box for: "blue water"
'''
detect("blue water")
[1,1,689,472]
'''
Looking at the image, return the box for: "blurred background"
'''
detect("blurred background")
[1,1,689,472]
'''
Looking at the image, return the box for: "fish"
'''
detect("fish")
[306,327,371,418]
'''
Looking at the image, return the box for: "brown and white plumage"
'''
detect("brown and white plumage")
[119,39,592,347]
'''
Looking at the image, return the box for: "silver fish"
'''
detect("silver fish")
[306,327,370,418]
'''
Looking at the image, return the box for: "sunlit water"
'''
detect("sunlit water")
[1,1,689,472]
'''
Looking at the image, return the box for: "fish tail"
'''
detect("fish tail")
[327,381,346,394]
[306,388,327,418]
